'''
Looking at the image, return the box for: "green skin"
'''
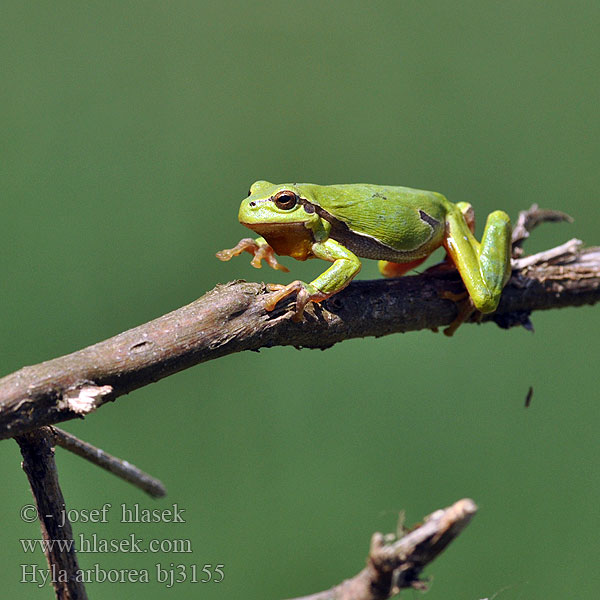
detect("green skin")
[217,180,512,324]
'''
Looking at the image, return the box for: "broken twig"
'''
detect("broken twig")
[286,498,477,600]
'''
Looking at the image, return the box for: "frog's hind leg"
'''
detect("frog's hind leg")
[378,256,428,278]
[431,201,477,272]
[443,205,512,314]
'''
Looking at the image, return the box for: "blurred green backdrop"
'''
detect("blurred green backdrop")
[1,1,599,598]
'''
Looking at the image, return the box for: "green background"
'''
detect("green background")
[1,1,598,598]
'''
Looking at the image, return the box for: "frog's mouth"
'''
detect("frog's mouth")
[241,221,314,260]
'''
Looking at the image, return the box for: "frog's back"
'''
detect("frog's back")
[305,183,449,259]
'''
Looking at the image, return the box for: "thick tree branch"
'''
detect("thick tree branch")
[16,427,88,600]
[1,218,598,440]
[285,498,477,600]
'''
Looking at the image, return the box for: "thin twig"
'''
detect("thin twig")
[16,427,88,600]
[285,498,477,600]
[512,238,582,269]
[51,427,167,498]
[511,203,573,257]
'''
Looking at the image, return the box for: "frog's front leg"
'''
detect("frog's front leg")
[216,236,289,272]
[265,238,361,321]
[443,206,512,314]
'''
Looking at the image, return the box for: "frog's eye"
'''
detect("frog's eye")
[273,190,298,210]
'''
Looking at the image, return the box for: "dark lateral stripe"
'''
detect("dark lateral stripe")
[419,209,440,229]
[310,203,427,261]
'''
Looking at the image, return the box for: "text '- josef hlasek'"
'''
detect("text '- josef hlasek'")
[20,503,185,527]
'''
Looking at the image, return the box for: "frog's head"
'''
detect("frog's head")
[237,181,320,259]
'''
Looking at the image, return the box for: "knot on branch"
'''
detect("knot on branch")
[58,384,114,416]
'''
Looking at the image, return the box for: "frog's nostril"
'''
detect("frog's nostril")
[249,201,256,207]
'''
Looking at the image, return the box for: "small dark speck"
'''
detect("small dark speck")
[372,193,387,200]
[525,386,533,408]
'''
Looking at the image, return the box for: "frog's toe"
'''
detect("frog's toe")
[264,280,328,320]
[291,285,315,321]
[215,249,234,261]
[443,295,476,337]
[217,238,258,262]
[440,289,468,303]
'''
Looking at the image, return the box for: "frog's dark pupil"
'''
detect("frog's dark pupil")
[274,191,298,210]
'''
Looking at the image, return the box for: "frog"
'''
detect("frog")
[216,181,512,334]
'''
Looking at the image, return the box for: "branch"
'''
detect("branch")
[285,498,477,600]
[51,427,167,498]
[1,227,599,440]
[16,427,88,600]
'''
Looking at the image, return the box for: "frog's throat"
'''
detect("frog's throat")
[241,221,314,261]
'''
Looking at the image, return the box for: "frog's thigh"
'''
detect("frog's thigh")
[455,202,475,234]
[439,203,475,267]
[378,257,428,278]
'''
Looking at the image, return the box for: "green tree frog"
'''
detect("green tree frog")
[217,181,511,328]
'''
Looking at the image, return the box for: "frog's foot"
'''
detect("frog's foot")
[440,291,476,337]
[264,280,328,321]
[216,238,289,272]
[250,243,289,271]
